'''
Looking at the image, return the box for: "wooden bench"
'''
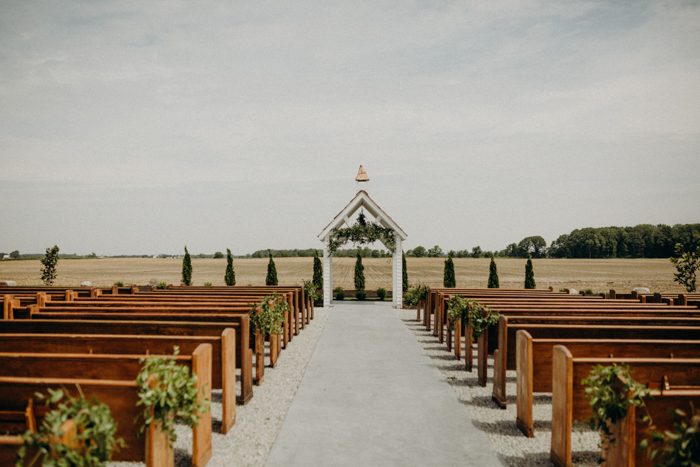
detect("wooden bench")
[604,386,700,467]
[550,346,700,467]
[0,370,212,465]
[24,308,274,384]
[0,319,253,404]
[515,331,700,437]
[38,300,293,351]
[0,332,237,434]
[0,344,212,466]
[491,321,700,408]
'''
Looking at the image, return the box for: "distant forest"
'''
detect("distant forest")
[2,224,697,261]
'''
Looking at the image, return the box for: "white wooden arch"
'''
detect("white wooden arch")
[318,190,408,308]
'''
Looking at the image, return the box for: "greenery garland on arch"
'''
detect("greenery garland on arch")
[328,212,396,253]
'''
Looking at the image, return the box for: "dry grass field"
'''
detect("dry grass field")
[0,257,685,293]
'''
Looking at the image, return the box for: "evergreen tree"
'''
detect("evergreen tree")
[182,246,192,286]
[488,255,500,288]
[225,248,236,286]
[443,251,456,287]
[312,250,323,304]
[266,251,278,286]
[524,255,536,289]
[354,252,365,299]
[40,245,60,285]
[402,251,409,293]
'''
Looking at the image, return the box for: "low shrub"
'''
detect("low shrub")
[334,287,345,301]
[203,282,212,287]
[377,288,387,301]
[156,281,168,289]
[356,290,367,301]
[113,281,124,287]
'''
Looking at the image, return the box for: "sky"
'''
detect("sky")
[1,1,699,255]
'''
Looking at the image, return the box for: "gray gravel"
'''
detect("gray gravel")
[112,306,330,467]
[399,308,599,466]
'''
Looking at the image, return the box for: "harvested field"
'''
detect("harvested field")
[0,257,685,293]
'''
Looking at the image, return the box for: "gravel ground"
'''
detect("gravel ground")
[112,306,330,467]
[398,308,600,467]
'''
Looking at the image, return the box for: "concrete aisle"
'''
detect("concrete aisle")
[265,302,503,466]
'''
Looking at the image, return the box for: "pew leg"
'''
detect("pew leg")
[254,330,264,386]
[146,420,174,467]
[477,331,487,385]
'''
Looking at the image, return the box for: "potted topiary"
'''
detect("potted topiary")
[16,387,124,466]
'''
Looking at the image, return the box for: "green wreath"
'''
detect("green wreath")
[328,212,396,253]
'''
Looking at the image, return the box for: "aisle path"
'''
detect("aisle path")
[266,302,503,466]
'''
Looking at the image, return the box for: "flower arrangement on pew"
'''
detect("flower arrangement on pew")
[644,403,699,466]
[303,280,320,304]
[582,364,650,463]
[404,283,428,308]
[446,297,499,339]
[17,387,124,466]
[251,294,289,337]
[466,301,499,339]
[447,295,469,330]
[136,347,209,447]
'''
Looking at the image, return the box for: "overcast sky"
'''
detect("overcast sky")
[1,1,698,255]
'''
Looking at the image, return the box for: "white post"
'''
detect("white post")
[323,244,332,307]
[394,236,403,308]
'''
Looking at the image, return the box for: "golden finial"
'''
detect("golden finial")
[355,165,369,182]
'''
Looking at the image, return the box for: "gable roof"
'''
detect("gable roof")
[318,190,407,242]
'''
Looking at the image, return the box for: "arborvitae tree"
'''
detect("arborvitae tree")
[182,246,192,286]
[402,251,409,293]
[266,251,278,286]
[225,248,236,286]
[524,255,536,289]
[354,252,365,292]
[443,251,456,288]
[488,255,500,288]
[312,250,323,303]
[40,245,60,285]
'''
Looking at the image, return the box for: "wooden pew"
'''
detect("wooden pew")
[604,387,700,467]
[0,319,253,405]
[0,332,236,434]
[138,286,307,333]
[39,300,292,351]
[0,373,210,465]
[515,331,700,437]
[25,308,271,385]
[550,346,700,467]
[0,344,212,466]
[491,322,700,408]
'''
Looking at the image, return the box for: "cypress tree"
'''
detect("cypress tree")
[225,248,236,286]
[182,246,192,286]
[443,251,456,288]
[524,255,536,289]
[487,255,500,288]
[266,251,278,286]
[354,252,365,299]
[40,245,60,286]
[402,251,409,293]
[312,250,323,303]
